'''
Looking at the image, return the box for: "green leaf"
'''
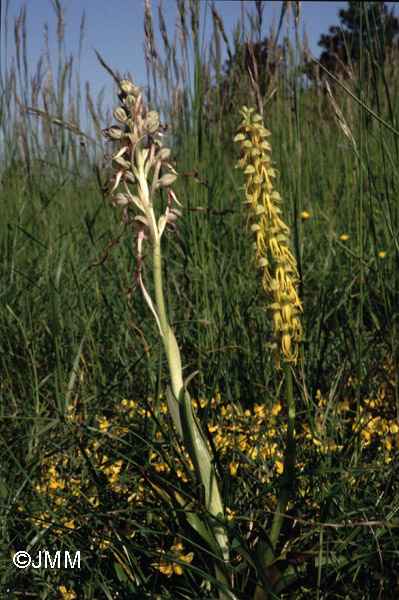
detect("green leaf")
[114,562,128,582]
[165,385,183,440]
[180,389,229,562]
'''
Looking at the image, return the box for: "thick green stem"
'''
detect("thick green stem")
[151,230,231,598]
[152,238,184,398]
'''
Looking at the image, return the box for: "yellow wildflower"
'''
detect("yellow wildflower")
[99,417,110,431]
[389,422,399,434]
[58,586,77,600]
[226,507,236,521]
[230,461,238,476]
[152,538,194,578]
[275,460,284,474]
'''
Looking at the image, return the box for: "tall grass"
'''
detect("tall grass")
[1,1,399,598]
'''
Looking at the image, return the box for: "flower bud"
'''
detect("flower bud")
[134,215,149,227]
[112,156,130,169]
[156,173,177,188]
[146,118,160,135]
[106,126,124,140]
[257,257,268,268]
[120,79,139,97]
[113,107,128,124]
[147,110,159,122]
[114,193,132,206]
[158,148,171,162]
[146,111,160,134]
[125,171,136,184]
[125,95,137,112]
[167,209,182,222]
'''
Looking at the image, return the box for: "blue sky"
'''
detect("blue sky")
[1,1,398,125]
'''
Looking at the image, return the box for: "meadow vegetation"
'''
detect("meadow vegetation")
[1,1,398,598]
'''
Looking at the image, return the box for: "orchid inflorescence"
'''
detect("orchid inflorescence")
[95,78,183,333]
[94,80,231,594]
[235,106,304,369]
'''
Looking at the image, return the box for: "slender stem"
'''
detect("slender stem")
[268,362,296,554]
[254,362,296,600]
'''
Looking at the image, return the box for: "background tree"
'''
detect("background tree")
[316,1,399,77]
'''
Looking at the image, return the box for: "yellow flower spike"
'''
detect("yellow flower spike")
[235,106,303,369]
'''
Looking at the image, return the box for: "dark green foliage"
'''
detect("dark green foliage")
[316,1,399,76]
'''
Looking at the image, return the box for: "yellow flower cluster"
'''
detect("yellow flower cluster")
[151,537,194,578]
[354,383,399,461]
[302,389,349,454]
[24,402,139,536]
[299,383,398,464]
[234,106,303,368]
[28,394,288,542]
[146,394,286,488]
[24,384,398,581]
